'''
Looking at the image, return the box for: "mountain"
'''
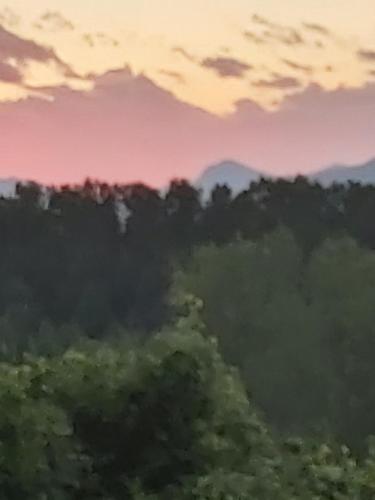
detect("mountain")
[196,157,375,197]
[196,160,266,198]
[311,158,375,186]
[0,178,17,198]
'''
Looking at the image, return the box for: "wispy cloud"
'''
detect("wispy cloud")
[302,22,330,36]
[252,14,277,29]
[243,30,266,44]
[201,56,252,78]
[83,33,119,48]
[262,28,304,46]
[159,69,185,84]
[172,46,196,63]
[34,11,74,32]
[251,14,304,46]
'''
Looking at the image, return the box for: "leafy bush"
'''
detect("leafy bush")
[0,308,375,498]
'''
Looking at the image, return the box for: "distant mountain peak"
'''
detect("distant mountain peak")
[202,160,255,175]
[196,160,264,198]
[312,157,375,186]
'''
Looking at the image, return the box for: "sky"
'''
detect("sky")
[0,0,375,185]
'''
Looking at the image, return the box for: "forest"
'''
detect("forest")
[3,176,375,497]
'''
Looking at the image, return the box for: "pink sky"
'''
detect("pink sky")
[1,69,375,186]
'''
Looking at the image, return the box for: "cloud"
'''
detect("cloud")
[172,46,196,63]
[82,32,119,48]
[0,25,78,79]
[302,22,330,36]
[253,75,301,89]
[358,49,375,62]
[0,60,22,83]
[1,69,375,186]
[283,59,313,74]
[159,69,185,84]
[34,11,74,31]
[201,56,252,78]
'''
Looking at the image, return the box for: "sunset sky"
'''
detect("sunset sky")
[1,0,375,185]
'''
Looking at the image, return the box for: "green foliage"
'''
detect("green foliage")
[177,229,375,445]
[0,318,374,498]
[44,324,275,497]
[0,316,281,498]
[4,178,375,496]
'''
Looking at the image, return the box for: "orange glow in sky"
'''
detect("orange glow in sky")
[1,0,374,112]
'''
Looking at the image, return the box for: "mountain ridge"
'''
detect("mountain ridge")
[196,157,375,195]
[0,178,18,198]
[310,157,375,186]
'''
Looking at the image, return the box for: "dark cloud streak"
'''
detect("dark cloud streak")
[358,49,375,62]
[253,75,301,89]
[303,22,330,36]
[201,56,252,78]
[283,59,313,74]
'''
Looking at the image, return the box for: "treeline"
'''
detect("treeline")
[2,176,375,342]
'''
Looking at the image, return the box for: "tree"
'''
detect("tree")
[175,229,336,435]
